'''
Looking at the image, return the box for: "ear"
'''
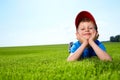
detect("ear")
[76,31,80,36]
[75,31,79,40]
[96,31,99,40]
[96,31,99,35]
[75,30,78,34]
[75,32,78,37]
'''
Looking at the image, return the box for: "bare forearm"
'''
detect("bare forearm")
[89,41,112,61]
[67,42,87,61]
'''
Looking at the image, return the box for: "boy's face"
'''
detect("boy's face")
[77,21,96,40]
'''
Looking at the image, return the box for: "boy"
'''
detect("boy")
[67,11,112,61]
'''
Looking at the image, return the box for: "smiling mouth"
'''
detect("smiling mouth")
[83,33,91,35]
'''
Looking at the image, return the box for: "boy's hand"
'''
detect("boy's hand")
[76,32,88,44]
[89,31,99,43]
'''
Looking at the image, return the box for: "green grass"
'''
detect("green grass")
[0,42,120,80]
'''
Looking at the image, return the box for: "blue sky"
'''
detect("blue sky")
[0,0,120,47]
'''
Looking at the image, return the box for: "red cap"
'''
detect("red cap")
[75,11,97,29]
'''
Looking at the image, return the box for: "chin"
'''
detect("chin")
[83,36,90,40]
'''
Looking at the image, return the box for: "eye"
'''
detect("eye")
[80,28,85,30]
[89,27,93,29]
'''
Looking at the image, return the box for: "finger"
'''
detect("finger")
[91,31,96,38]
[90,31,96,41]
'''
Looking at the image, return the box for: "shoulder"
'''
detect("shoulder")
[95,40,106,51]
[73,41,81,47]
[95,40,104,45]
[95,40,101,44]
[70,41,81,53]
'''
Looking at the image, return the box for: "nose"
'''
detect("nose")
[85,28,89,32]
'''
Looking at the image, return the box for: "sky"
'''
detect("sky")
[0,0,120,47]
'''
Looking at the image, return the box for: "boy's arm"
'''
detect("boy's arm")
[67,41,88,61]
[67,32,88,61]
[89,41,112,61]
[89,32,112,61]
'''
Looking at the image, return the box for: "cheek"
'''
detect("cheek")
[90,29,96,33]
[78,31,83,36]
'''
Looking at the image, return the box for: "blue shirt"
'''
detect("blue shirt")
[70,40,106,58]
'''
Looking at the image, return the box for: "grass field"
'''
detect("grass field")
[0,42,120,80]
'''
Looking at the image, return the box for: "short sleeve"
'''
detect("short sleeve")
[70,41,81,53]
[99,43,106,51]
[95,40,106,52]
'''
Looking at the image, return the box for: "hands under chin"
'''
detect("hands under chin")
[88,31,99,44]
[76,31,99,45]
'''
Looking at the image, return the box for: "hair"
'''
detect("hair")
[76,18,97,31]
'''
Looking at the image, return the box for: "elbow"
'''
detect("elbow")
[67,58,74,62]
[99,57,112,61]
[67,57,78,62]
[106,57,112,61]
[108,56,113,61]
